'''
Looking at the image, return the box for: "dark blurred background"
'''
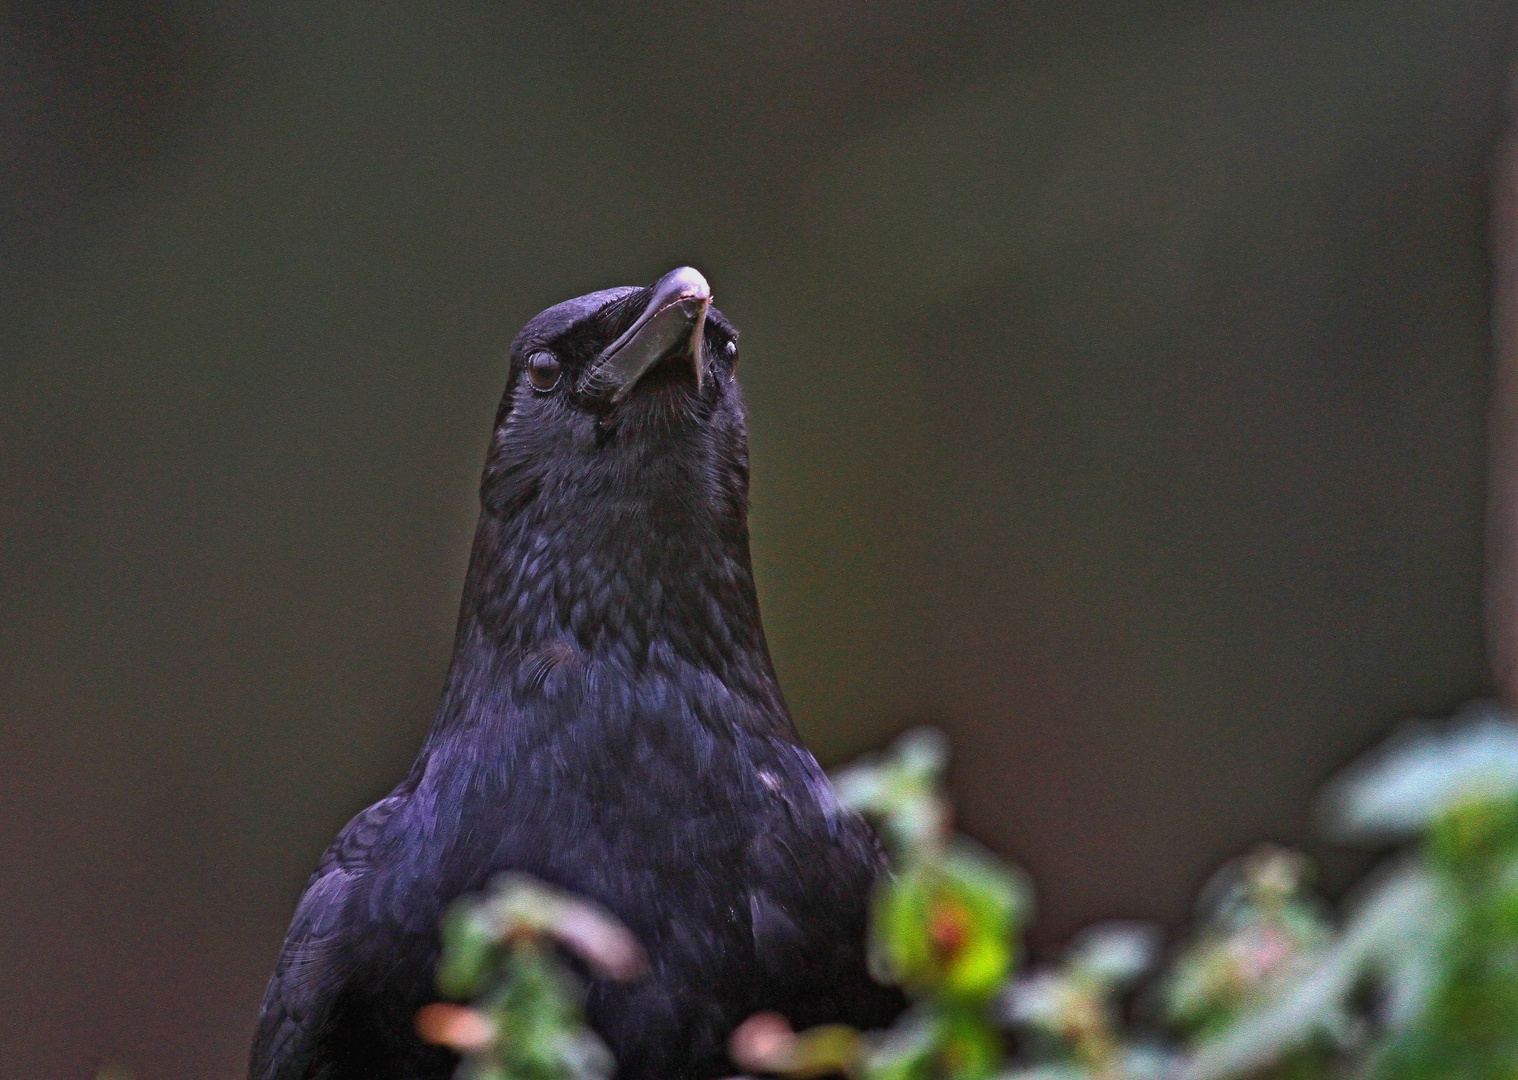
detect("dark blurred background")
[1,1,1511,1075]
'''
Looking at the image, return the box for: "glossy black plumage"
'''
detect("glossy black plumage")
[249,270,902,1080]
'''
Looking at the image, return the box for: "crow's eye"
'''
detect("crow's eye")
[527,352,562,392]
[724,340,738,372]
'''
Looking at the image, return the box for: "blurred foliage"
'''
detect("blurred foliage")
[431,701,1518,1080]
[420,874,644,1080]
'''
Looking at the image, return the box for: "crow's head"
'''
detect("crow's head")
[470,268,769,682]
[483,267,743,518]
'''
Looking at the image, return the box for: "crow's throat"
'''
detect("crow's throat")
[424,490,788,741]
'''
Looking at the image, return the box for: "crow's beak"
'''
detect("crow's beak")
[581,266,710,404]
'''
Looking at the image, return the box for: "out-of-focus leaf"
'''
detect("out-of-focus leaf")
[1164,846,1333,1042]
[872,841,1027,1003]
[731,1012,864,1078]
[416,1003,497,1052]
[1178,864,1446,1080]
[1001,1046,1174,1080]
[1004,926,1158,1079]
[439,902,500,999]
[429,875,638,1080]
[861,1006,942,1080]
[1321,702,1518,842]
[1490,853,1518,934]
[1067,922,1158,987]
[472,874,647,982]
[1120,1045,1180,1079]
[1425,791,1518,870]
[1002,969,1064,1032]
[540,898,647,980]
[998,1066,1088,1080]
[834,728,951,853]
[936,1009,1004,1080]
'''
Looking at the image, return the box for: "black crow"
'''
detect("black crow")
[250,268,903,1080]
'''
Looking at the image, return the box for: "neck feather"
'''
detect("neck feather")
[425,502,791,742]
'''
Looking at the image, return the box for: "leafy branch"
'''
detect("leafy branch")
[428,702,1518,1080]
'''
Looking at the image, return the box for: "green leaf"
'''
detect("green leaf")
[872,842,1027,1003]
[439,901,500,999]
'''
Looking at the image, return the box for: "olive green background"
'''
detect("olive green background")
[0,2,1510,1075]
